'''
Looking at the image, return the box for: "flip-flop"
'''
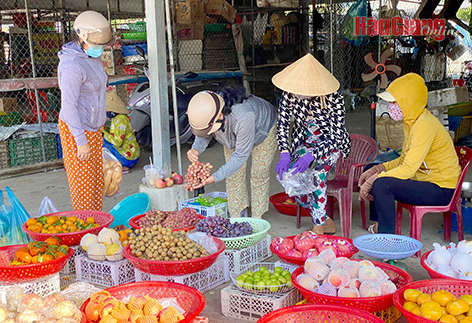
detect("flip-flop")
[368,224,378,234]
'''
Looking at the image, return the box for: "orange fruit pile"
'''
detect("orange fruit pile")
[26,215,100,234]
[403,289,472,322]
[9,237,69,265]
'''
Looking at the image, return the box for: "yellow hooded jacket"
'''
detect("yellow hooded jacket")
[378,73,460,189]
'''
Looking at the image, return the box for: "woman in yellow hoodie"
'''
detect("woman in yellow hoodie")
[358,73,461,234]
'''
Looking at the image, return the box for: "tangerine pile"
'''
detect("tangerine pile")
[26,215,100,234]
[9,237,70,265]
[403,288,472,322]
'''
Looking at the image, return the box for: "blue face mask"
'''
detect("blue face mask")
[86,45,105,58]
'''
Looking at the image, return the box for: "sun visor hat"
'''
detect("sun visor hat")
[74,11,113,45]
[187,91,225,137]
[377,91,396,102]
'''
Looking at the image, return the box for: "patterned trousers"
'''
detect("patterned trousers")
[223,124,277,218]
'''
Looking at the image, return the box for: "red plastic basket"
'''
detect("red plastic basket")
[128,213,205,231]
[123,237,225,276]
[257,304,386,323]
[22,211,114,246]
[80,281,205,323]
[393,279,472,323]
[292,259,413,313]
[420,249,457,280]
[0,244,74,283]
[269,192,311,217]
[270,235,359,265]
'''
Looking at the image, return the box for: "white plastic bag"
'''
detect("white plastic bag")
[187,232,218,254]
[36,197,59,217]
[142,164,165,188]
[277,168,317,197]
[103,148,123,197]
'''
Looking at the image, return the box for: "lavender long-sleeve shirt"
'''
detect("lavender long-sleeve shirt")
[58,41,108,146]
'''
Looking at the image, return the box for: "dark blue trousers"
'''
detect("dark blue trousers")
[365,164,454,233]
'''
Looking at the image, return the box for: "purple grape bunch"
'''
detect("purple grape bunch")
[196,215,253,238]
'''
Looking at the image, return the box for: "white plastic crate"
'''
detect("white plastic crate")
[224,235,272,273]
[60,273,77,289]
[75,255,135,288]
[135,255,229,293]
[221,283,303,321]
[61,245,86,274]
[0,273,60,304]
[178,191,228,217]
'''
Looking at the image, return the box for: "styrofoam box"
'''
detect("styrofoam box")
[75,255,135,288]
[178,191,228,217]
[178,40,203,55]
[0,273,60,304]
[135,254,229,293]
[179,54,203,71]
[61,245,86,274]
[60,273,77,289]
[224,235,272,273]
[221,283,304,321]
[427,87,470,109]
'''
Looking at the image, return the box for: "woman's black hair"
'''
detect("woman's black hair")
[218,85,248,115]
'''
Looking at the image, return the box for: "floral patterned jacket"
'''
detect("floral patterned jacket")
[103,114,140,160]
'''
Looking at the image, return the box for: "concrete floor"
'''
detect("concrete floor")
[1,105,470,322]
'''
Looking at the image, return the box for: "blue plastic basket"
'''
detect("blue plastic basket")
[353,234,422,260]
[109,193,151,228]
[121,44,148,57]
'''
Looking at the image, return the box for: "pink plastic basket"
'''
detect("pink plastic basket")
[128,213,205,231]
[257,304,386,323]
[292,259,413,313]
[22,211,113,246]
[81,281,205,323]
[0,244,74,283]
[123,237,225,276]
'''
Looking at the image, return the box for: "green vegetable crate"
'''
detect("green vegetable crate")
[178,191,228,218]
[8,135,57,167]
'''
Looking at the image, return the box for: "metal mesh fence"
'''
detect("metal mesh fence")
[0,0,470,170]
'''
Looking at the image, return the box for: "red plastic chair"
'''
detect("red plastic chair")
[395,146,472,257]
[296,134,378,238]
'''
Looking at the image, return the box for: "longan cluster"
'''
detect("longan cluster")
[128,225,208,261]
[184,161,213,191]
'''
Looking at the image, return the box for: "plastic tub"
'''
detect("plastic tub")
[109,193,151,228]
[269,192,311,217]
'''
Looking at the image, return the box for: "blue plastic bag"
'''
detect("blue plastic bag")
[4,187,32,246]
[340,0,371,46]
[0,191,11,246]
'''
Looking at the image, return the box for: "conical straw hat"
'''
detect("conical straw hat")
[106,91,129,114]
[272,53,340,96]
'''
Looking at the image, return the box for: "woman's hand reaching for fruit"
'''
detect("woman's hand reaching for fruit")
[192,175,215,189]
[187,148,200,163]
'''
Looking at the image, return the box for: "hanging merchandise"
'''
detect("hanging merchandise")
[254,13,265,45]
[340,0,371,46]
[447,34,467,61]
[422,52,446,82]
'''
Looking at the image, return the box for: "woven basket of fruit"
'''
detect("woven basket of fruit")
[81,281,205,323]
[269,192,310,216]
[420,240,472,280]
[270,233,359,265]
[393,279,472,323]
[0,242,73,283]
[292,257,413,313]
[230,262,298,294]
[128,208,205,231]
[195,216,271,250]
[22,211,114,246]
[258,304,386,323]
[123,227,225,276]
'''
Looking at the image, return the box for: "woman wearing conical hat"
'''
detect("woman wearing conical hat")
[272,53,351,234]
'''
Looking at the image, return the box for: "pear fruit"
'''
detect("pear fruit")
[87,243,107,261]
[105,242,124,261]
[80,233,99,252]
[97,228,120,246]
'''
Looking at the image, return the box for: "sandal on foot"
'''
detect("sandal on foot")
[368,223,378,234]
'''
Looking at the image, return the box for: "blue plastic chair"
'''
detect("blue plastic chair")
[109,193,151,227]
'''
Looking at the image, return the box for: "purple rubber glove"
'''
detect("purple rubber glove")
[292,153,314,175]
[275,152,291,180]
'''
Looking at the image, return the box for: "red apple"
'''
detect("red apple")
[155,178,166,188]
[173,174,184,185]
[165,177,174,187]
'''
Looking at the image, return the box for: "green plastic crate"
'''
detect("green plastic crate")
[128,22,146,32]
[122,32,147,40]
[0,141,8,169]
[8,135,57,167]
